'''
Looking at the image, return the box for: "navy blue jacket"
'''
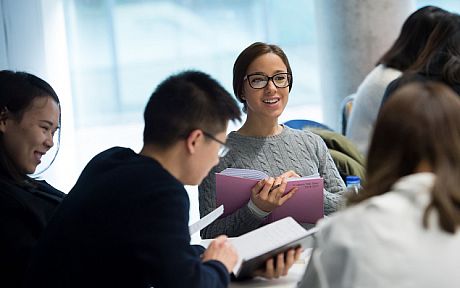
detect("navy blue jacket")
[25,147,230,288]
[0,177,64,288]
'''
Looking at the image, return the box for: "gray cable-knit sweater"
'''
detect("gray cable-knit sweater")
[198,126,346,239]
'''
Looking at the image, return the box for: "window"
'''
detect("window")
[64,0,320,127]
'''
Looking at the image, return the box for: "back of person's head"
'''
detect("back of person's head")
[415,28,460,86]
[233,42,293,112]
[407,12,460,79]
[353,81,460,233]
[143,70,241,148]
[0,70,61,183]
[378,5,449,71]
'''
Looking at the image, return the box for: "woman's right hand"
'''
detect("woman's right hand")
[202,235,239,273]
[250,176,298,212]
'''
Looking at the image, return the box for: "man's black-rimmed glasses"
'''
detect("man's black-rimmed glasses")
[203,131,230,158]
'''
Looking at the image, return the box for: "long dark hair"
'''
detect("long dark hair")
[0,70,61,185]
[377,6,448,71]
[408,19,460,86]
[350,82,460,233]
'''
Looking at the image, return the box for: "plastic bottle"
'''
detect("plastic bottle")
[345,175,361,194]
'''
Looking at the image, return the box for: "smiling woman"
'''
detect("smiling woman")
[0,70,65,288]
[198,42,346,240]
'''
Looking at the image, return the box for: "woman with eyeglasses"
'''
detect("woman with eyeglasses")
[199,42,345,239]
[0,70,65,288]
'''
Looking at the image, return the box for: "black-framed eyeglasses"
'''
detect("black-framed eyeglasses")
[244,72,292,89]
[202,131,230,158]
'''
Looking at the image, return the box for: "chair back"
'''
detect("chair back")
[284,119,333,131]
[340,94,355,134]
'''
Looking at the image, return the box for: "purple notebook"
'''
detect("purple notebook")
[215,168,324,224]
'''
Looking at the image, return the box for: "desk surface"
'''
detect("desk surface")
[229,263,306,288]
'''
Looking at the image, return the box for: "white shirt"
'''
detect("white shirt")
[298,173,460,288]
[346,64,401,156]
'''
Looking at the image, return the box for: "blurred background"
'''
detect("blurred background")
[1,0,459,241]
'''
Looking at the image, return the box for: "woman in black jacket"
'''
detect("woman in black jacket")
[0,70,65,288]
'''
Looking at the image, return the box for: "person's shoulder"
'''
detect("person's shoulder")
[0,179,24,208]
[285,126,319,138]
[87,146,151,171]
[93,146,135,161]
[316,194,393,237]
[79,146,179,191]
[33,180,65,198]
[378,64,402,78]
[357,65,402,94]
[286,127,326,149]
[226,131,241,144]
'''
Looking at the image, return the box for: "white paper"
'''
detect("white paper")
[189,205,224,236]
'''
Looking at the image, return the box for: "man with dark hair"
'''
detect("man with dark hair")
[25,71,242,287]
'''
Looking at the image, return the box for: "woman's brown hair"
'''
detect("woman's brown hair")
[233,42,293,113]
[349,81,460,233]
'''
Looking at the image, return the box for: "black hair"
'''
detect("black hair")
[143,70,241,147]
[378,6,448,71]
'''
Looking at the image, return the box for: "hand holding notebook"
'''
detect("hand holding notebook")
[216,168,324,224]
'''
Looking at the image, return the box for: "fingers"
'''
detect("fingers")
[251,176,294,212]
[274,252,285,277]
[280,170,300,178]
[283,249,296,274]
[294,247,303,261]
[267,176,285,202]
[253,177,274,200]
[210,235,228,247]
[203,235,239,273]
[264,257,275,279]
[251,257,275,278]
[278,187,298,205]
[253,249,301,279]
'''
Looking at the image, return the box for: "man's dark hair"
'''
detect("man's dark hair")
[143,70,241,147]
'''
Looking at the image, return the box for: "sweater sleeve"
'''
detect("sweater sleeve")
[313,134,346,215]
[198,165,265,239]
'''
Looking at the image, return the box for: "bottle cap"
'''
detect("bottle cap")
[346,175,360,184]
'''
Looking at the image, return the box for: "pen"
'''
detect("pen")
[269,184,281,192]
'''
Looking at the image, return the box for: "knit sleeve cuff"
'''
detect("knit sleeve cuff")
[247,199,271,218]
